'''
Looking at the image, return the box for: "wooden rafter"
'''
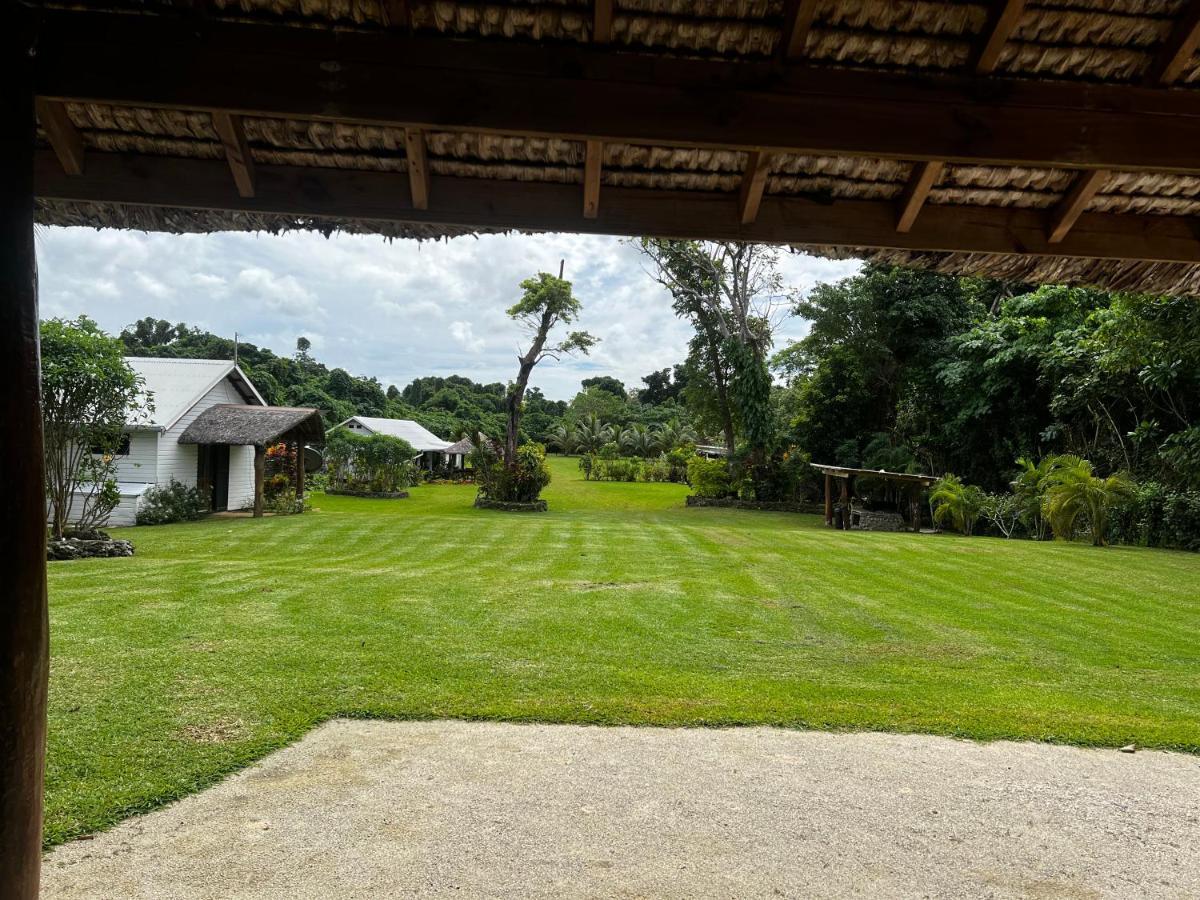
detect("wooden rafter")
[34,98,84,176]
[405,128,430,210]
[211,111,255,198]
[34,151,1200,265]
[34,11,1200,176]
[593,0,612,44]
[1149,0,1200,85]
[737,150,772,225]
[778,0,819,59]
[583,140,603,218]
[974,0,1026,75]
[895,160,944,233]
[379,0,410,30]
[1048,169,1109,244]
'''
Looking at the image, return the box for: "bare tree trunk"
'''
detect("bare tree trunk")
[504,308,553,466]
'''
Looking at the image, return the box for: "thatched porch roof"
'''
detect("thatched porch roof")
[178,405,326,447]
[26,1,1200,294]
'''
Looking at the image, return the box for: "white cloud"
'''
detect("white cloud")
[35,227,861,400]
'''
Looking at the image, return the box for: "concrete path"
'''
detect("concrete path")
[42,720,1200,899]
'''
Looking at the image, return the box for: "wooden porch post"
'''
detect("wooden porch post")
[294,442,304,499]
[824,472,833,526]
[0,22,50,896]
[839,477,850,530]
[253,444,265,517]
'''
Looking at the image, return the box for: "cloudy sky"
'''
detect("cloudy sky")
[35,227,861,401]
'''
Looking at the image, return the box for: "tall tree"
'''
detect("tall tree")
[503,272,597,465]
[42,317,150,537]
[636,239,789,462]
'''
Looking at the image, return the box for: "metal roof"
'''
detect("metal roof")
[810,464,938,486]
[126,357,265,430]
[337,417,451,452]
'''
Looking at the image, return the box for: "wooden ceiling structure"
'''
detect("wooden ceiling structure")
[8,0,1200,894]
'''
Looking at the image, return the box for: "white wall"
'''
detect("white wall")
[157,378,246,487]
[227,444,256,511]
[113,430,159,485]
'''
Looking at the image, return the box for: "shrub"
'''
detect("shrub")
[1107,482,1200,552]
[325,427,417,493]
[687,456,731,499]
[136,479,207,525]
[266,488,308,516]
[929,474,983,536]
[979,492,1021,538]
[1041,455,1135,546]
[473,438,552,503]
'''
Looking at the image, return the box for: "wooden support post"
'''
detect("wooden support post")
[294,442,304,499]
[824,473,833,526]
[211,111,255,198]
[1,20,49,896]
[1048,169,1109,243]
[583,139,603,218]
[738,150,772,225]
[253,444,265,517]
[34,99,84,176]
[896,160,944,233]
[404,128,429,211]
[839,477,850,530]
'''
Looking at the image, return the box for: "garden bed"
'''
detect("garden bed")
[326,488,410,500]
[47,529,134,561]
[474,497,548,512]
[685,496,824,515]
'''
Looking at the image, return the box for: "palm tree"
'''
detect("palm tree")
[574,413,614,454]
[929,474,984,536]
[548,423,579,455]
[619,423,659,457]
[653,417,698,452]
[1012,456,1054,540]
[1042,455,1135,546]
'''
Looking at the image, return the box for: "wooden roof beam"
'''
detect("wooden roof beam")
[34,99,84,176]
[593,0,612,44]
[974,0,1026,74]
[211,111,255,198]
[583,140,602,218]
[738,150,772,225]
[35,11,1200,176]
[34,150,1200,266]
[1149,0,1200,85]
[779,0,819,60]
[1048,169,1109,244]
[896,160,944,233]
[405,128,430,210]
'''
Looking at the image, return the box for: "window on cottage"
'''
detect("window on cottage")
[91,434,131,456]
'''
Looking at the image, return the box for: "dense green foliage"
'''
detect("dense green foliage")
[324,427,417,493]
[775,265,1200,549]
[42,317,149,537]
[472,439,552,503]
[687,456,732,498]
[44,455,1200,846]
[135,479,207,526]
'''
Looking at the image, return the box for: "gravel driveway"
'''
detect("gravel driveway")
[42,720,1200,898]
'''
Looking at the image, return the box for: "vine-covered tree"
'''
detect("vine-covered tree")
[42,317,151,537]
[502,271,597,465]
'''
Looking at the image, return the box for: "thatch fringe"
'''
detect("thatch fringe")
[805,246,1200,295]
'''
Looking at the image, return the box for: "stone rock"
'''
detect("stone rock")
[47,537,135,561]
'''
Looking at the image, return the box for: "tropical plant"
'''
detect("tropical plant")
[574,413,614,454]
[979,492,1021,538]
[1042,455,1136,546]
[42,316,152,537]
[653,417,698,452]
[687,456,732,499]
[324,427,417,493]
[548,423,579,455]
[929,474,984,536]
[473,436,551,503]
[1012,456,1054,540]
[619,423,659,457]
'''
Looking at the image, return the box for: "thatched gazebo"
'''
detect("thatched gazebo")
[12,0,1200,891]
[179,405,325,517]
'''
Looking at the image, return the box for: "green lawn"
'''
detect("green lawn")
[47,455,1200,845]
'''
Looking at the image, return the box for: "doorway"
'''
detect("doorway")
[196,445,230,512]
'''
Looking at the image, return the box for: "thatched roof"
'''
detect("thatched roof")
[443,437,476,456]
[178,405,326,446]
[28,0,1200,294]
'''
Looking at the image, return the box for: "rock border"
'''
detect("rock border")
[48,537,135,561]
[326,488,410,499]
[474,497,548,512]
[685,496,824,515]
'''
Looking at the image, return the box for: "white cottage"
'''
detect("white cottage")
[335,416,452,470]
[85,358,266,525]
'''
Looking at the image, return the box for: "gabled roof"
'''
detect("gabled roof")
[126,358,266,430]
[179,405,325,446]
[337,417,451,452]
